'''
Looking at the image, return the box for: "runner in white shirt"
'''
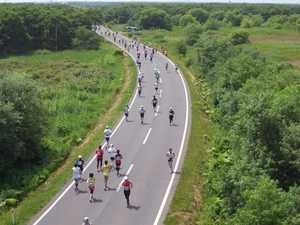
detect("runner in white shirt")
[139,105,146,124]
[166,148,175,173]
[154,66,159,74]
[104,126,112,149]
[108,143,117,168]
[71,163,81,193]
[154,81,159,93]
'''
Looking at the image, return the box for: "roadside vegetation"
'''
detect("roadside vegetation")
[1,2,300,225]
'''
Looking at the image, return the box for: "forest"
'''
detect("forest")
[1,2,300,224]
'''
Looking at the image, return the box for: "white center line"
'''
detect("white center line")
[155,105,160,117]
[143,128,152,144]
[116,164,134,192]
[160,89,162,98]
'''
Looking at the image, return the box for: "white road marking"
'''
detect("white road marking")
[143,128,152,145]
[160,89,162,98]
[116,164,134,192]
[153,62,189,225]
[155,105,160,117]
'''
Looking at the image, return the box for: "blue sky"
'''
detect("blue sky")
[2,0,300,3]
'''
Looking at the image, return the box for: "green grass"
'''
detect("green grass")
[0,42,137,225]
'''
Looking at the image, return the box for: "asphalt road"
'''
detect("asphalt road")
[29,26,191,225]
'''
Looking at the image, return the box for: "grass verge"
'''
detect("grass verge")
[0,41,137,225]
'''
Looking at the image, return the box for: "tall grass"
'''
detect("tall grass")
[0,42,137,224]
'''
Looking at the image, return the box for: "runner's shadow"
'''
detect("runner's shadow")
[138,96,146,98]
[127,120,134,122]
[142,122,150,125]
[171,124,178,127]
[77,190,88,194]
[93,198,103,203]
[129,205,140,210]
[174,171,181,175]
[106,187,117,191]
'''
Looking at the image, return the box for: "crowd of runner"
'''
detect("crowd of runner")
[75,25,181,224]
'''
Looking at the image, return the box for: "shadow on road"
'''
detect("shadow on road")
[92,198,103,203]
[129,205,140,210]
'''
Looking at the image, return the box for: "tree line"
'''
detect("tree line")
[0,3,103,55]
[88,3,300,31]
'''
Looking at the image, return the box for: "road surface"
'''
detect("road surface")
[29,26,191,225]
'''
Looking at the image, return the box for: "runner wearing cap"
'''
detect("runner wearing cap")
[169,107,175,125]
[139,105,146,124]
[95,145,104,172]
[166,148,175,173]
[104,126,112,149]
[108,144,117,169]
[102,160,111,191]
[82,217,93,225]
[71,163,81,193]
[122,176,133,208]
[76,155,84,181]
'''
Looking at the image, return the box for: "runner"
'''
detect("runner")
[154,81,159,93]
[71,163,81,193]
[166,148,175,173]
[121,176,133,208]
[165,61,169,72]
[138,83,142,97]
[104,126,112,149]
[144,49,147,59]
[137,52,140,60]
[95,145,104,172]
[82,217,93,225]
[175,63,179,73]
[151,95,158,112]
[155,72,160,83]
[86,173,95,202]
[76,155,84,180]
[149,53,153,63]
[165,49,168,58]
[123,104,129,122]
[140,70,145,79]
[169,107,175,125]
[138,73,143,85]
[137,60,142,70]
[115,149,123,177]
[108,143,117,168]
[139,105,146,124]
[102,160,111,191]
[154,66,159,74]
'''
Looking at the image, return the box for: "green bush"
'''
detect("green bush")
[228,30,250,45]
[175,40,187,55]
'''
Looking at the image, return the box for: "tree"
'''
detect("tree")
[72,26,104,50]
[0,71,45,176]
[229,30,250,45]
[204,18,221,30]
[138,7,172,30]
[0,9,30,54]
[188,8,209,24]
[42,13,73,51]
[179,14,197,27]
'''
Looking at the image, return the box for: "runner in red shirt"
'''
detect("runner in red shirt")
[122,176,133,208]
[95,145,104,172]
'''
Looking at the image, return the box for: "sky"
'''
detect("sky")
[1,0,300,4]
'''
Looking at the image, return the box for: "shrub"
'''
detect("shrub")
[175,40,187,55]
[229,30,250,45]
